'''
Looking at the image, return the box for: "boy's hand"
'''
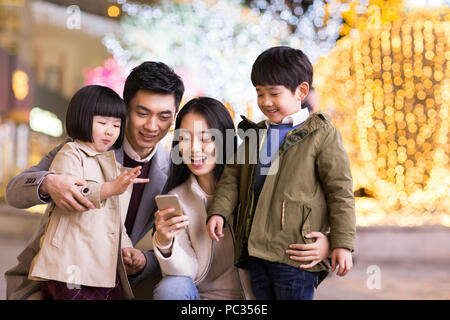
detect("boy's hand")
[206,215,224,242]
[331,248,353,277]
[122,247,146,276]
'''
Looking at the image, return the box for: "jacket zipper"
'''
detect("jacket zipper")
[194,239,214,285]
[237,130,262,240]
[271,128,318,199]
[229,222,247,300]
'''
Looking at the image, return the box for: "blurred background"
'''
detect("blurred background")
[0,0,449,299]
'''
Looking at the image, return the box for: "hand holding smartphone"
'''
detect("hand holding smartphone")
[155,194,183,219]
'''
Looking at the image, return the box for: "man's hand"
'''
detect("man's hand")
[206,215,224,242]
[331,247,353,277]
[286,232,331,269]
[122,248,146,276]
[40,173,95,212]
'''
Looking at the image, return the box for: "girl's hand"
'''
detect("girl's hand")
[154,208,189,247]
[122,248,146,276]
[286,232,331,269]
[101,166,149,201]
[111,166,149,196]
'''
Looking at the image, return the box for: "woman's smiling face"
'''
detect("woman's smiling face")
[178,112,216,178]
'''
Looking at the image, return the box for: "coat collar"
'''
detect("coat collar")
[239,110,331,135]
[295,111,331,133]
[264,107,310,128]
[74,140,116,158]
[186,174,215,207]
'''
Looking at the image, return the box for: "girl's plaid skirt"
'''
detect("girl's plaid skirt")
[40,273,124,300]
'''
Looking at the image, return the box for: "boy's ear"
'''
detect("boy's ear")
[296,82,310,101]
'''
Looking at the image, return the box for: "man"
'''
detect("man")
[4,61,184,299]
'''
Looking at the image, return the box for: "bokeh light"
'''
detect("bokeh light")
[315,7,449,226]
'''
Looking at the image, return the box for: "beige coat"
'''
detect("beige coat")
[28,141,134,298]
[153,174,254,300]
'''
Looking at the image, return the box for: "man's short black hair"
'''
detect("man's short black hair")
[66,85,127,149]
[123,61,185,112]
[251,46,313,93]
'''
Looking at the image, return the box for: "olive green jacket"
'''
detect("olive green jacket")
[207,111,356,274]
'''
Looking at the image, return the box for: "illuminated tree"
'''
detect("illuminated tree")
[314,5,449,226]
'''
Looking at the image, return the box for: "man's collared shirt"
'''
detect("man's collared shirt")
[122,135,158,163]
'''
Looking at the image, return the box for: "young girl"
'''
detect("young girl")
[151,97,331,299]
[28,85,147,300]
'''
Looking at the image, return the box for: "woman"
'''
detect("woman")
[152,97,331,299]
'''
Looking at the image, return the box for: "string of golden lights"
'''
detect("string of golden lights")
[314,8,449,227]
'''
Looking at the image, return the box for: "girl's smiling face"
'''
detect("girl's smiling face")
[178,112,216,178]
[86,115,121,153]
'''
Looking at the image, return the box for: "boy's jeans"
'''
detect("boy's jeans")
[153,276,200,300]
[247,256,318,300]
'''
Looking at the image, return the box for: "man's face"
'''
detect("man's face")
[126,90,176,158]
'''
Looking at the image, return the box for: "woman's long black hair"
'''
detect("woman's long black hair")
[165,97,237,192]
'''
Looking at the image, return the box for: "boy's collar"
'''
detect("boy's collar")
[238,110,331,134]
[264,107,310,128]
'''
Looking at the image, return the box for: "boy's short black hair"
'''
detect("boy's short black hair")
[123,61,185,112]
[66,85,127,149]
[251,46,313,92]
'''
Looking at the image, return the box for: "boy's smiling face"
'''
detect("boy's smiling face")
[255,83,309,124]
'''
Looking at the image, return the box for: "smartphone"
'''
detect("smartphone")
[155,194,183,219]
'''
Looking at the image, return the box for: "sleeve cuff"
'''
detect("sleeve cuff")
[153,232,173,256]
[206,213,226,225]
[330,236,355,252]
[36,172,55,203]
[77,181,102,209]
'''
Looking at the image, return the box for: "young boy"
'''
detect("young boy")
[206,46,356,300]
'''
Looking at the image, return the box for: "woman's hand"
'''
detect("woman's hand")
[154,208,189,247]
[285,232,331,269]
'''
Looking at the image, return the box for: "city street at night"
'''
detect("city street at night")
[1,205,448,300]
